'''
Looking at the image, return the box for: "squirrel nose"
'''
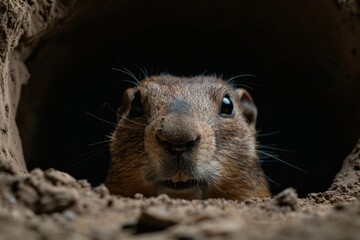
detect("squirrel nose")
[156,113,201,154]
[156,134,201,154]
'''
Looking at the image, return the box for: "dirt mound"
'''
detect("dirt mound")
[0,140,358,239]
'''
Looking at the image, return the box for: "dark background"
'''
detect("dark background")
[17,1,360,197]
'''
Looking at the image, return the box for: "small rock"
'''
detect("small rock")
[63,210,77,221]
[273,188,298,210]
[156,194,170,201]
[134,193,144,199]
[78,179,91,189]
[44,168,77,186]
[323,191,334,200]
[7,195,17,204]
[30,168,44,179]
[93,184,109,198]
[137,206,179,232]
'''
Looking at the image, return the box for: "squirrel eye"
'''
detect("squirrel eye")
[220,94,234,117]
[129,92,143,117]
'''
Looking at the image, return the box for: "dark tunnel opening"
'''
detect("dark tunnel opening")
[16,1,360,197]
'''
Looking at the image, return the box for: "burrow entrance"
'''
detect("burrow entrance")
[16,1,360,197]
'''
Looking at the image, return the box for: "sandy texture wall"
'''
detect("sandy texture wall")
[0,0,28,174]
[0,0,77,174]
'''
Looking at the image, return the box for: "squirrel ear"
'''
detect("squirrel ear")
[117,88,136,120]
[235,88,257,126]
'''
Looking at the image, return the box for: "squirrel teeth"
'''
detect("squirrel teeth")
[170,172,190,183]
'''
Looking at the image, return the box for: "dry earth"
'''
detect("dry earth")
[0,140,359,239]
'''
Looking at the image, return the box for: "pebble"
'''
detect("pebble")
[63,210,77,221]
[137,206,179,232]
[134,193,144,199]
[273,188,298,210]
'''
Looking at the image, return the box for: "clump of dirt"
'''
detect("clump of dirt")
[308,141,360,205]
[0,140,358,239]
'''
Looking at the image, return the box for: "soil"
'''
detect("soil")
[0,140,358,239]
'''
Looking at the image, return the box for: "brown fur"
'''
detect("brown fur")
[105,75,271,200]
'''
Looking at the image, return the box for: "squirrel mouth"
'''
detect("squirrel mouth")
[158,172,199,190]
[159,179,199,190]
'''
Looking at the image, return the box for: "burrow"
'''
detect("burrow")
[16,0,360,196]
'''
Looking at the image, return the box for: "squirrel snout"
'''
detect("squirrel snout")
[155,115,201,154]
